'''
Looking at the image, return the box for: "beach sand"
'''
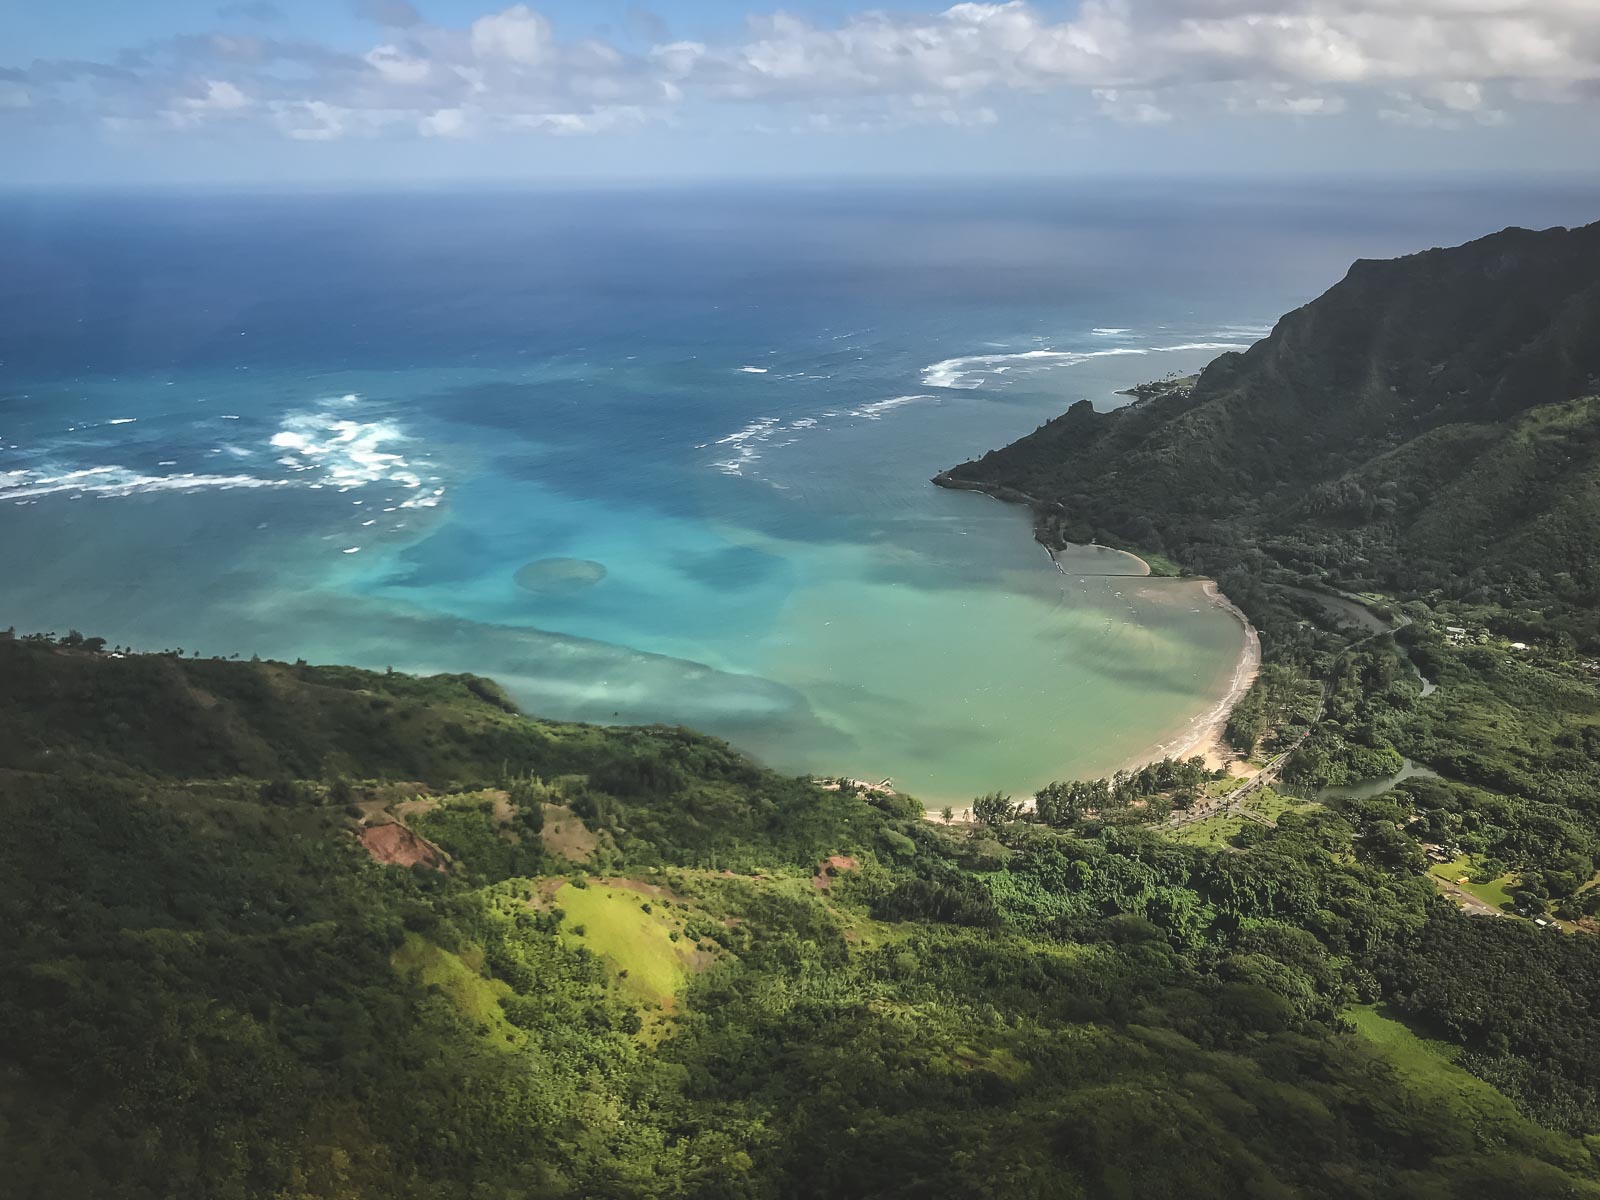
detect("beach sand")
[1091,552,1261,777]
[919,570,1263,818]
[1160,579,1262,771]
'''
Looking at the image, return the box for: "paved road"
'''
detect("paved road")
[1432,875,1511,918]
[1166,588,1402,830]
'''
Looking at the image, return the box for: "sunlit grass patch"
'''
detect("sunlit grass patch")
[1427,853,1518,911]
[555,881,700,1008]
[392,933,524,1049]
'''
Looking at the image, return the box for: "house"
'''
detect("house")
[1445,626,1467,644]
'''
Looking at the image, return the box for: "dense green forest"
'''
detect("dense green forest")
[9,221,1600,1196]
[7,629,1600,1198]
[934,217,1600,1172]
[940,220,1600,641]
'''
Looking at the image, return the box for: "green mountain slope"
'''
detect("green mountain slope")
[6,632,1600,1198]
[10,222,1600,1198]
[940,220,1600,617]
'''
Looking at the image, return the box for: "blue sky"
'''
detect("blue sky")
[4,1,1598,185]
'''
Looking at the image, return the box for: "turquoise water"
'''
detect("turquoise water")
[6,185,1584,801]
[0,352,1245,803]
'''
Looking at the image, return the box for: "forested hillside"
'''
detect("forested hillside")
[940,220,1600,632]
[10,222,1600,1198]
[933,219,1600,1155]
[6,630,1600,1198]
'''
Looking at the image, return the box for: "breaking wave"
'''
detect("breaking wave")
[851,394,937,419]
[0,467,289,502]
[922,342,1248,390]
[1,398,446,510]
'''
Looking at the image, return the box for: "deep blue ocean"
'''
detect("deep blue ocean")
[3,180,1595,800]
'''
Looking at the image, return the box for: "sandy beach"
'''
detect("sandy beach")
[1088,545,1261,776]
[918,567,1264,818]
[1157,579,1262,772]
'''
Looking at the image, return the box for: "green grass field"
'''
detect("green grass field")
[555,881,699,1009]
[1170,788,1319,849]
[1427,853,1518,911]
[1171,812,1253,849]
[392,933,525,1049]
[1342,1003,1588,1169]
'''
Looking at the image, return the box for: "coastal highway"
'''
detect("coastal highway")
[1165,588,1408,831]
[1163,681,1327,830]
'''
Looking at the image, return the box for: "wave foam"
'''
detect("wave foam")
[0,466,289,502]
[2,400,446,511]
[268,412,419,491]
[923,347,1147,390]
[707,391,948,479]
[922,340,1251,390]
[711,417,780,475]
[851,394,936,419]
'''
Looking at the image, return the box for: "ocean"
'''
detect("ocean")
[3,179,1595,802]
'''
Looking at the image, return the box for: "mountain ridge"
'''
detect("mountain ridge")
[938,219,1600,617]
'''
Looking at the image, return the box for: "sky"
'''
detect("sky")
[3,0,1599,185]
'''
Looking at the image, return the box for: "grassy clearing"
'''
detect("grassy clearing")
[1427,853,1518,911]
[1248,789,1319,823]
[1342,1003,1590,1169]
[392,933,524,1049]
[1347,1004,1463,1075]
[555,881,698,1008]
[1170,788,1319,849]
[1136,549,1185,578]
[1172,812,1252,849]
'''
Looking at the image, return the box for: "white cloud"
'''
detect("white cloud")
[1378,88,1508,128]
[365,43,432,85]
[1223,82,1348,115]
[1426,80,1485,111]
[470,5,555,67]
[189,79,250,110]
[688,0,1600,113]
[160,78,252,127]
[272,99,356,140]
[1092,88,1174,125]
[418,105,470,136]
[4,0,1597,143]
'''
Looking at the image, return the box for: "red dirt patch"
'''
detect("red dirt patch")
[359,822,448,871]
[812,854,860,891]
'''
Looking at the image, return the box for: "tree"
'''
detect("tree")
[972,791,1020,828]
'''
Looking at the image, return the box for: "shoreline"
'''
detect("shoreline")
[1127,579,1261,774]
[932,470,1264,789]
